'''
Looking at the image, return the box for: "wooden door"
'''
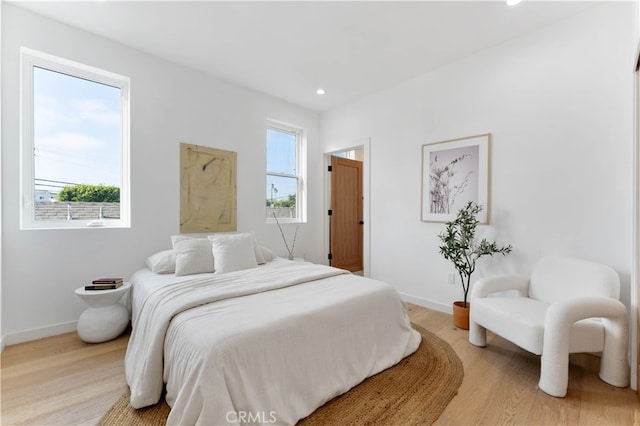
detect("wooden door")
[330,156,363,272]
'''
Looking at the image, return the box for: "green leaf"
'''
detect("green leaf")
[436,201,512,305]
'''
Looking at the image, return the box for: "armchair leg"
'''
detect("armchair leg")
[539,353,569,397]
[598,317,630,388]
[469,321,487,347]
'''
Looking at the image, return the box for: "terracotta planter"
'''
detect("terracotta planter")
[452,301,470,330]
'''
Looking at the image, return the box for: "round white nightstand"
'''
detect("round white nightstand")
[74,282,131,343]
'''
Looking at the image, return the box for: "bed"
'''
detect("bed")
[125,237,420,425]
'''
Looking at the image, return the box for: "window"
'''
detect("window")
[20,48,130,229]
[266,120,306,222]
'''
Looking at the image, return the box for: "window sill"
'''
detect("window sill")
[20,220,131,230]
[266,218,306,225]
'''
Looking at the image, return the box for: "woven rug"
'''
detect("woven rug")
[99,324,463,425]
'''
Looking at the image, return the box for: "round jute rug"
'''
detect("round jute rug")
[99,324,463,426]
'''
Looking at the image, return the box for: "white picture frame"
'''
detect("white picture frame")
[421,133,490,224]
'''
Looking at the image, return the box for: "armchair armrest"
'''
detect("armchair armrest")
[545,296,627,328]
[540,296,629,397]
[471,275,530,300]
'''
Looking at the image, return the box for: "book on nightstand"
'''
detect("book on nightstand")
[84,282,123,290]
[91,277,123,284]
[85,278,124,290]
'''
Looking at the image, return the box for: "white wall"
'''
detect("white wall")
[1,4,322,345]
[321,3,636,315]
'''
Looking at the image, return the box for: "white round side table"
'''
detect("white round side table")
[74,282,131,343]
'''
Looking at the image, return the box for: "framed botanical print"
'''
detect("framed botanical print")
[421,133,490,224]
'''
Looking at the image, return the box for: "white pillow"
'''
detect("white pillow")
[249,233,266,264]
[210,232,265,264]
[145,249,176,274]
[171,235,215,276]
[260,245,276,262]
[208,233,258,274]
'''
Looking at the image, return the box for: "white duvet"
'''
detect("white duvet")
[125,259,420,425]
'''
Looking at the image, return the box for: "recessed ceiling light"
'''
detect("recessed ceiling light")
[506,0,523,5]
[316,89,326,95]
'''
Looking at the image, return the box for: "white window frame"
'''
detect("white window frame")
[20,48,130,229]
[266,119,307,224]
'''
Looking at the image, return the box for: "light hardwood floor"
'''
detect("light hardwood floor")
[1,304,639,425]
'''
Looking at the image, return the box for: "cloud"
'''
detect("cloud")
[34,94,121,131]
[36,131,106,152]
[71,98,121,126]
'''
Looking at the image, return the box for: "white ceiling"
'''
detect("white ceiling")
[14,1,600,112]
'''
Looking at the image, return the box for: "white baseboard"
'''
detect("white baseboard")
[2,320,78,350]
[400,292,451,315]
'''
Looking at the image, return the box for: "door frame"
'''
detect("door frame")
[324,138,371,277]
[633,5,640,391]
[634,34,640,394]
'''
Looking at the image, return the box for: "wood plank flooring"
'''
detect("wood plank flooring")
[1,304,639,425]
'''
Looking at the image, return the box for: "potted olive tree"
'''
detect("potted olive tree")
[438,201,512,329]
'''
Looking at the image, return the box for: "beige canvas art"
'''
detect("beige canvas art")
[180,143,237,233]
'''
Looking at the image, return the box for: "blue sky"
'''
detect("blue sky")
[33,66,121,193]
[266,129,297,202]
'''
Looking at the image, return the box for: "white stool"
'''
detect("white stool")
[74,282,131,343]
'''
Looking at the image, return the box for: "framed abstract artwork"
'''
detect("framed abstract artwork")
[421,133,490,224]
[180,143,237,233]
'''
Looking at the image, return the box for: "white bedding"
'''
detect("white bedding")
[125,259,421,425]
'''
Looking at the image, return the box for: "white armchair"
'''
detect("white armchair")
[469,256,629,397]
